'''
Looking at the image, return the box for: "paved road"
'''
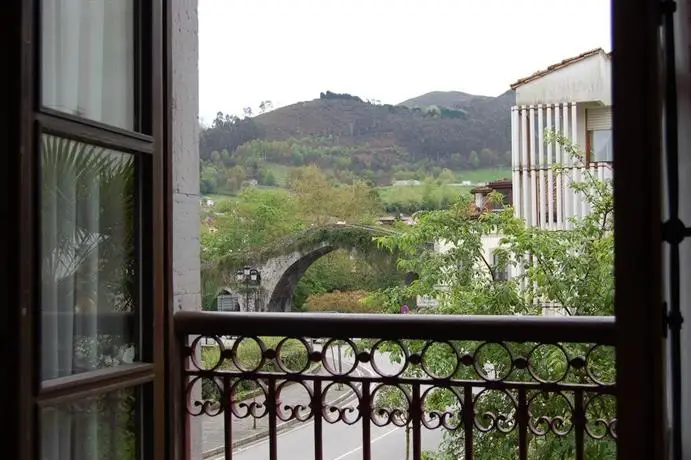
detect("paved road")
[208,348,447,460]
[227,419,444,460]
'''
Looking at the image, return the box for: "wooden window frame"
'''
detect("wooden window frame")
[3,0,172,459]
[1,0,665,459]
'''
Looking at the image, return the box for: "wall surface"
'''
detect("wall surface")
[515,53,612,106]
[171,0,201,458]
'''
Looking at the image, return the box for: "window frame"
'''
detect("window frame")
[1,0,666,459]
[492,251,509,282]
[586,128,614,165]
[8,0,171,459]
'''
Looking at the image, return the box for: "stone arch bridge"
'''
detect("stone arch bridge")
[205,224,401,312]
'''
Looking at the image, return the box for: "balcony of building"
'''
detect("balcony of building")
[176,311,616,460]
[1,1,686,460]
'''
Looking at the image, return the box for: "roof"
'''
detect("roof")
[471,179,512,194]
[510,48,610,90]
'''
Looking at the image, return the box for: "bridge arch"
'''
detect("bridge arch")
[205,225,399,312]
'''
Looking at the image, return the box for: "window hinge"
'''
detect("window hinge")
[662,218,687,245]
[659,0,677,24]
[663,302,684,337]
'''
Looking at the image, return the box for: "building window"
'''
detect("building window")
[586,106,613,163]
[588,129,613,163]
[493,251,509,281]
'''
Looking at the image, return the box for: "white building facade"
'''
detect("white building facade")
[510,48,613,230]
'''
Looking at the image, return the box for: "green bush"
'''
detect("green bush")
[304,290,383,314]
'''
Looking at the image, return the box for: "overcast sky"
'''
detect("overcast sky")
[199,0,611,124]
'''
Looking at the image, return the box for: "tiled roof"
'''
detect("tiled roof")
[510,48,609,90]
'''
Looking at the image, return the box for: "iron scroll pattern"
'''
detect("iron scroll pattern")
[183,335,616,459]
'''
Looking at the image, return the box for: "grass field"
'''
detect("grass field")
[202,167,511,211]
[454,167,511,183]
[377,183,472,205]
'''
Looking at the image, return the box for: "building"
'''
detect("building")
[510,48,613,230]
[0,1,686,459]
[470,178,513,213]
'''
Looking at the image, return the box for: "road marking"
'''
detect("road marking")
[211,363,370,460]
[331,427,401,460]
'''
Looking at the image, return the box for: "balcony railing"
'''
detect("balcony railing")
[176,312,616,460]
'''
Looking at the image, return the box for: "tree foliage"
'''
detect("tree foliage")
[371,135,615,458]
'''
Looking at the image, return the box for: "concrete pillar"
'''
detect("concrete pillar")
[171,1,201,458]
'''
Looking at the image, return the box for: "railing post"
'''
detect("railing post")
[223,376,233,460]
[361,381,371,460]
[268,379,278,460]
[574,389,585,460]
[463,384,474,460]
[411,383,422,460]
[180,337,191,460]
[313,380,323,460]
[518,388,528,460]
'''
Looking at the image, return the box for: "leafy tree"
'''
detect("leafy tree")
[437,168,455,184]
[371,135,615,459]
[258,100,274,114]
[289,166,383,225]
[199,111,263,161]
[469,150,480,169]
[479,148,496,167]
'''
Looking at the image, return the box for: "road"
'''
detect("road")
[228,419,444,460]
[210,347,446,460]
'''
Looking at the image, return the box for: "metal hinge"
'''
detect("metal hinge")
[663,301,684,338]
[660,0,677,23]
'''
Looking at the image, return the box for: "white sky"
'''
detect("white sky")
[199,0,611,123]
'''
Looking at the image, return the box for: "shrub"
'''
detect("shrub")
[304,290,383,314]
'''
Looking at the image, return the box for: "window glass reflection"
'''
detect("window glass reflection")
[41,388,139,460]
[41,135,137,380]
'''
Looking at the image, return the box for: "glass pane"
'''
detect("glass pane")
[591,129,613,162]
[40,135,137,380]
[41,0,135,130]
[41,387,139,460]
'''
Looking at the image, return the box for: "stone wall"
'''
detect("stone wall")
[171,0,201,458]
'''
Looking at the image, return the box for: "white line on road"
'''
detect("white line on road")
[210,363,370,460]
[331,427,400,460]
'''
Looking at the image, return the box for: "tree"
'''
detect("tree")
[480,148,498,167]
[371,134,615,459]
[437,168,455,184]
[289,166,383,225]
[469,150,480,169]
[258,100,274,114]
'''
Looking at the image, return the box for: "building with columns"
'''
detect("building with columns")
[510,48,613,230]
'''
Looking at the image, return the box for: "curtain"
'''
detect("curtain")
[41,0,134,130]
[41,1,135,457]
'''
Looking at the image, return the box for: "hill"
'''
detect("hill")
[199,90,515,191]
[399,90,491,108]
[250,90,514,163]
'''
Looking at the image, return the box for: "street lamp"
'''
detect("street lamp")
[236,266,261,312]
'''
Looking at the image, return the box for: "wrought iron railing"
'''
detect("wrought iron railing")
[176,312,616,460]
